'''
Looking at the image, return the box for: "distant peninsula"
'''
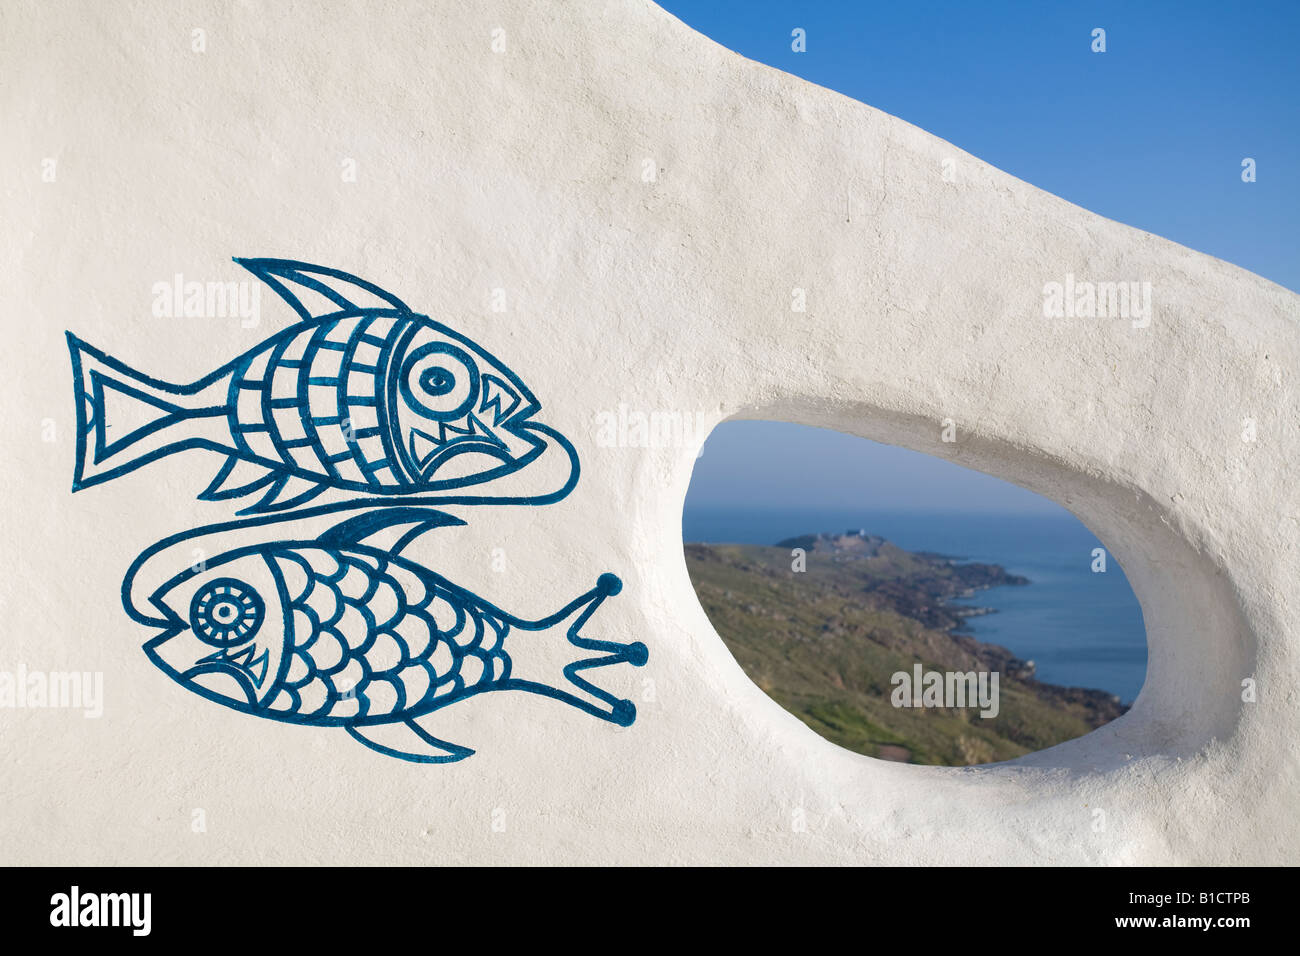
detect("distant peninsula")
[685,530,1125,766]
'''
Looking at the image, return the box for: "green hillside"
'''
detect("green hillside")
[684,535,1125,766]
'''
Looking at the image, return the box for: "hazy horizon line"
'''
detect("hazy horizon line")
[683,504,1071,517]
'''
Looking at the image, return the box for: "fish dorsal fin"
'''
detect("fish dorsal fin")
[234,258,412,321]
[346,721,474,764]
[317,507,465,554]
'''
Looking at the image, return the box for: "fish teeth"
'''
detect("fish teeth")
[437,417,474,444]
[478,374,521,425]
[409,429,440,466]
[409,415,505,470]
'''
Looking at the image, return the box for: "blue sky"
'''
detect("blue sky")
[669,0,1298,513]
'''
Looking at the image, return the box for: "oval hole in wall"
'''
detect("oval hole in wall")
[682,421,1148,767]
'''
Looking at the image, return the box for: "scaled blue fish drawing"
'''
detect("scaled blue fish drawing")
[67,259,576,514]
[139,510,647,763]
[68,259,645,764]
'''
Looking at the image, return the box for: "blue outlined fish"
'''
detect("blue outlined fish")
[138,510,647,763]
[67,259,576,514]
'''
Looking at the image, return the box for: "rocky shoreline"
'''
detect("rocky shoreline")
[686,531,1127,765]
[777,530,1030,635]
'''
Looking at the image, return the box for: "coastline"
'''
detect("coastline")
[684,536,1128,765]
[684,508,1146,704]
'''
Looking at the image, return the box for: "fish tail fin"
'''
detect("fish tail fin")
[517,574,647,725]
[67,331,228,491]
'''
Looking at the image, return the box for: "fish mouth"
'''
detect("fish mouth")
[179,661,259,707]
[408,412,541,479]
[143,624,261,707]
[197,645,270,686]
[141,603,187,660]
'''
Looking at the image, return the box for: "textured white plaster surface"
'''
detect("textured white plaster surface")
[1,1,1297,864]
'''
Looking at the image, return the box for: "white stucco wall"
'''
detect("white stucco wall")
[2,0,1296,864]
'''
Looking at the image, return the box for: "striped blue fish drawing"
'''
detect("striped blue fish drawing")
[67,259,572,514]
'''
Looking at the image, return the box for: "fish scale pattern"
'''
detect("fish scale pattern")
[264,545,511,722]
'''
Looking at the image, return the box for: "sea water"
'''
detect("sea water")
[682,507,1147,704]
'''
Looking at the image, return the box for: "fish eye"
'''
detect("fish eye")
[190,578,264,647]
[419,366,456,396]
[399,342,479,420]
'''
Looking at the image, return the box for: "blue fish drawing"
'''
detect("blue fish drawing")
[139,510,647,763]
[68,259,574,514]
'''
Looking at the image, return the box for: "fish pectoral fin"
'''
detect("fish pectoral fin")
[235,474,329,515]
[346,721,474,764]
[199,456,279,502]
